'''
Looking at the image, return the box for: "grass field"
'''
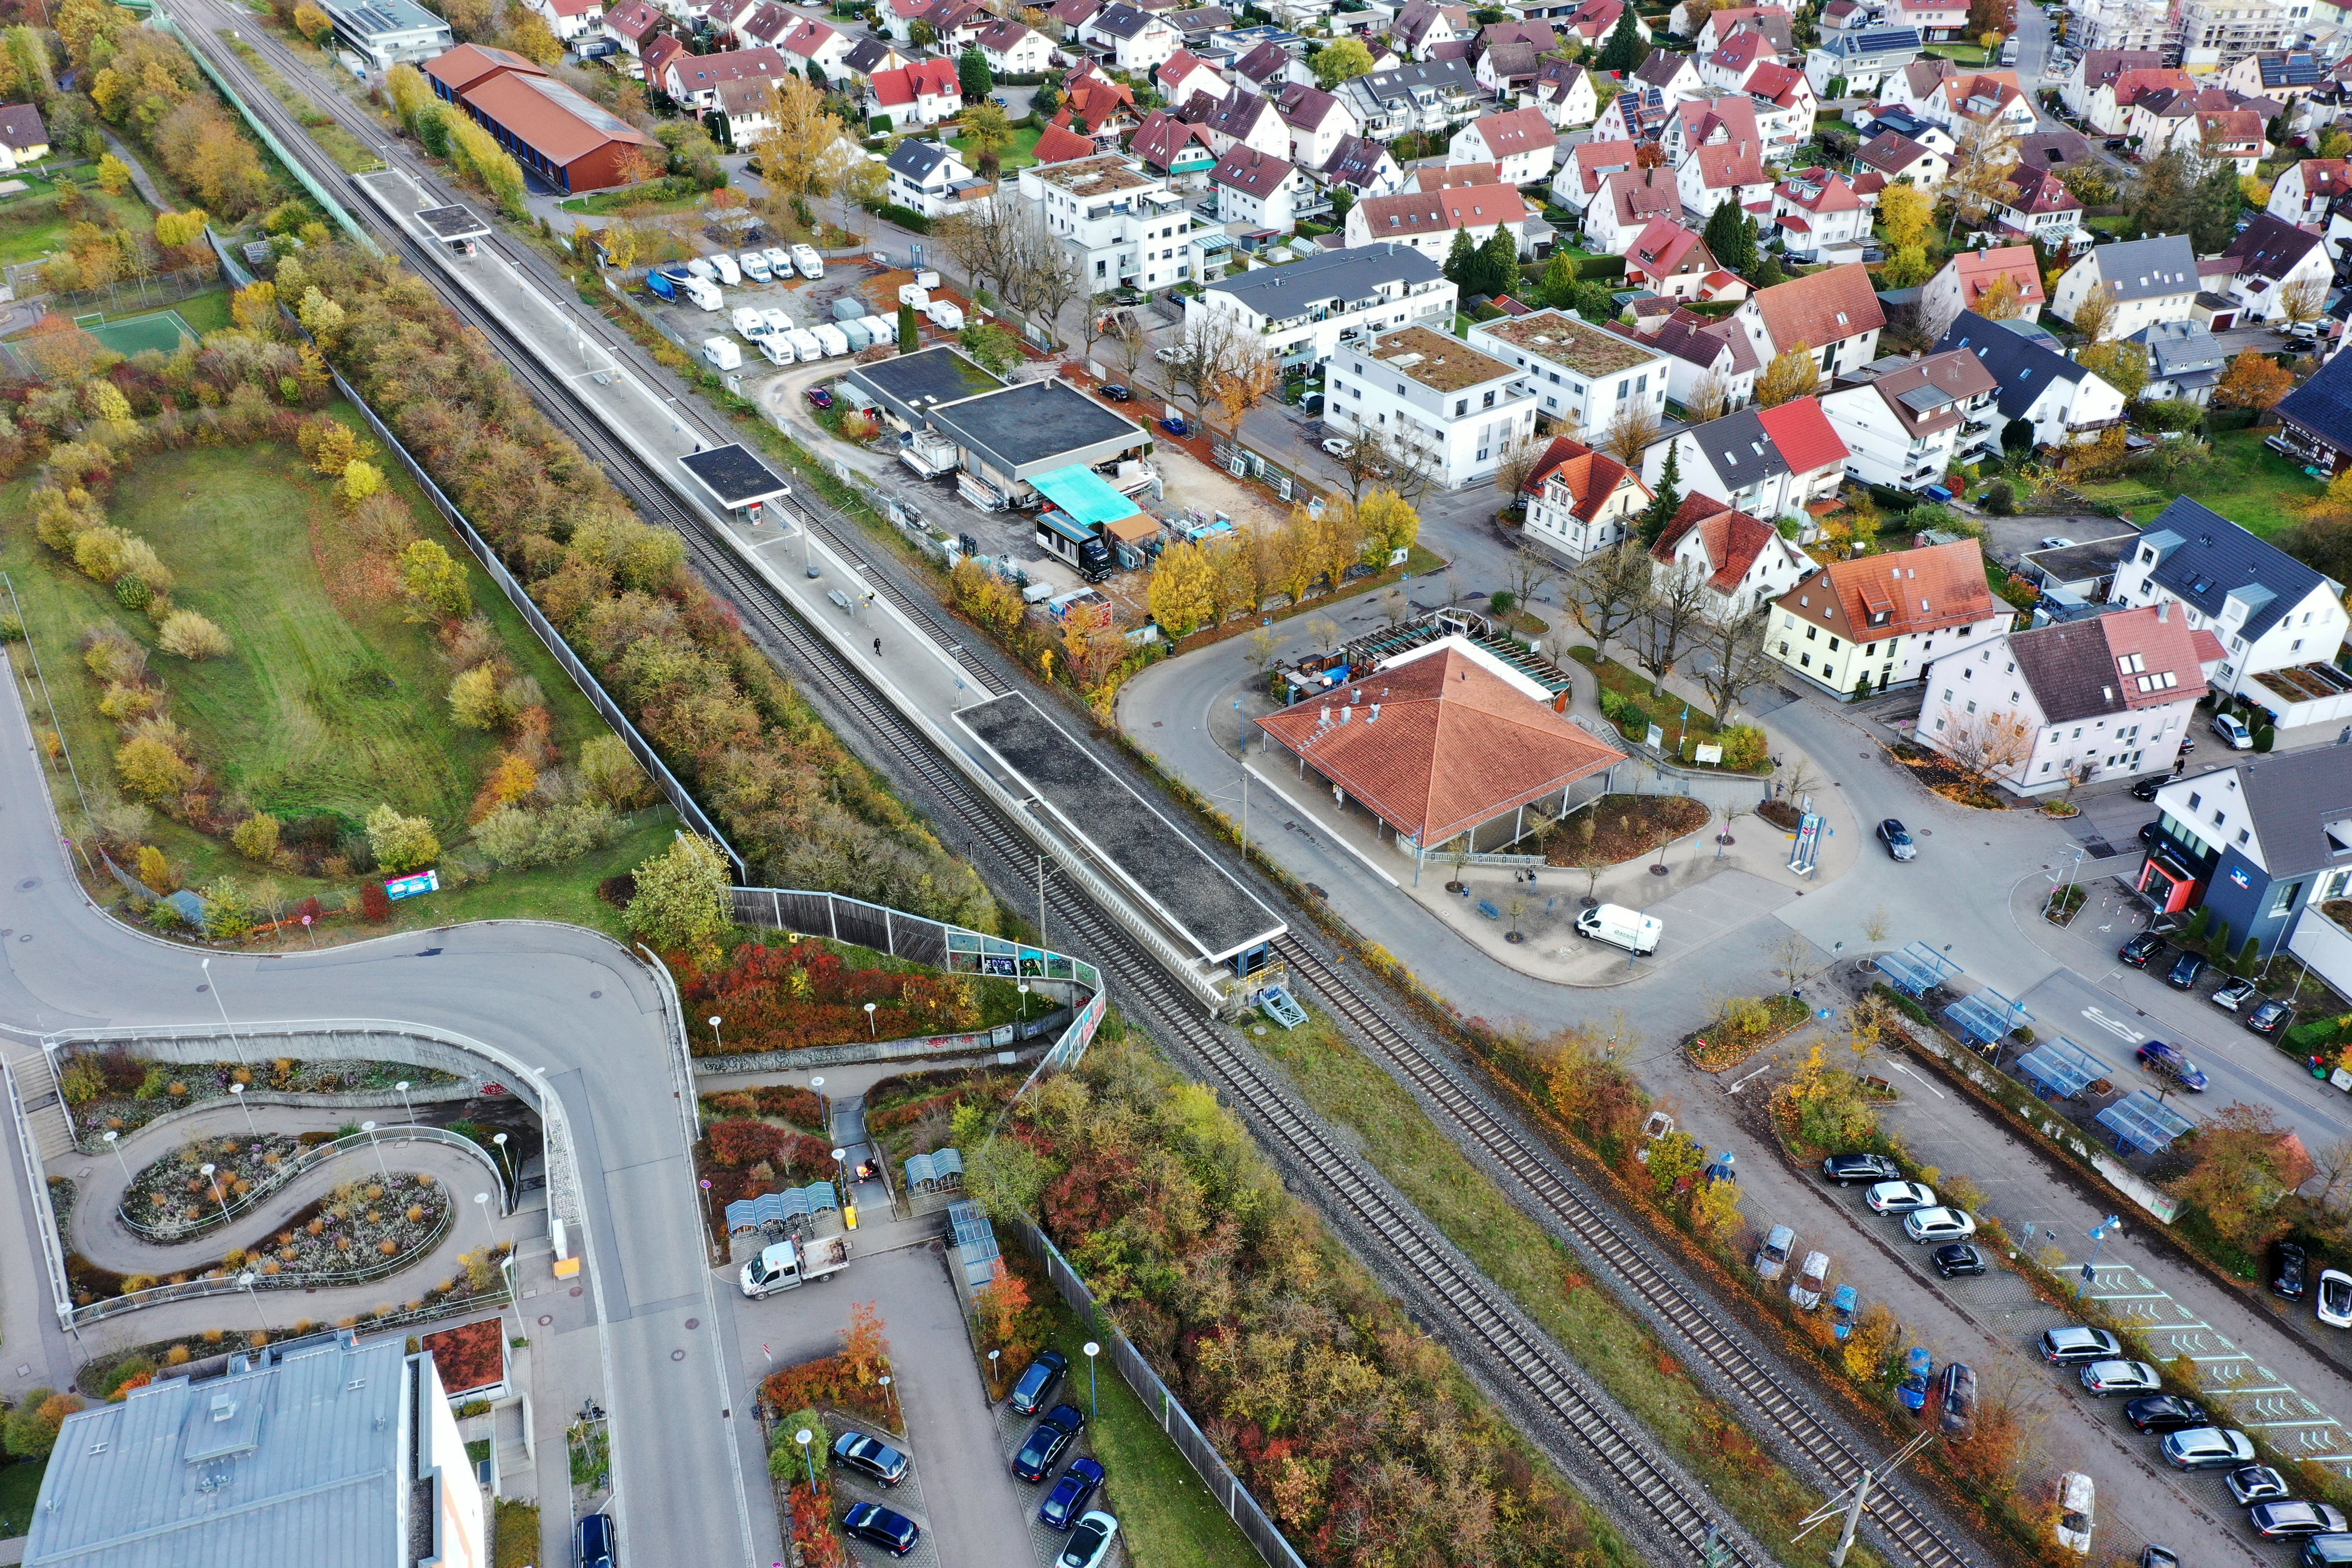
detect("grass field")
[86,308,196,358]
[560,177,710,217]
[1252,1004,1891,1568]
[175,288,236,336]
[0,184,156,268]
[2123,423,2324,537]
[0,1455,47,1538]
[949,123,1044,171]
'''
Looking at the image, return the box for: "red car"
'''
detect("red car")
[806,386,835,409]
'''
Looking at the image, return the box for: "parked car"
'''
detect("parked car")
[2136,1041,2208,1091]
[1899,1346,1932,1412]
[2273,1241,2311,1300]
[1932,1242,1987,1278]
[1831,1283,1859,1339]
[2255,1503,2352,1539]
[2164,950,2206,989]
[2055,1472,2095,1555]
[841,1503,920,1557]
[2230,1465,2293,1505]
[1878,819,1917,861]
[1866,1180,1937,1214]
[576,1511,616,1568]
[1010,1350,1069,1415]
[2040,536,2078,550]
[1822,1153,1901,1186]
[2160,1427,2255,1469]
[832,1430,910,1486]
[1040,1457,1105,1530]
[2300,1535,2352,1566]
[2249,1000,2295,1036]
[2140,1550,2179,1568]
[1154,345,1182,363]
[1159,413,1191,438]
[806,386,835,409]
[1905,1207,1977,1244]
[1014,1405,1087,1482]
[2213,712,2254,749]
[1755,1223,1796,1279]
[2041,1326,2123,1365]
[2130,776,2165,800]
[2211,976,2259,1011]
[2119,932,2167,967]
[2127,1395,2212,1434]
[1100,384,1133,401]
[1940,1362,1978,1435]
[1790,1250,1831,1310]
[2319,1269,2352,1327]
[2080,1360,2161,1396]
[1320,437,1354,458]
[1058,1510,1120,1568]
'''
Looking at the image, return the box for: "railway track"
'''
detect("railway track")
[158,25,1980,1562]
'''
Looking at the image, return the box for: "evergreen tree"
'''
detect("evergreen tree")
[1540,249,1580,308]
[1752,250,1787,288]
[1443,225,1478,289]
[1476,226,1520,299]
[958,47,993,99]
[1704,198,1755,274]
[1638,441,1681,547]
[2129,148,2196,239]
[1598,5,1643,71]
[2189,158,2243,253]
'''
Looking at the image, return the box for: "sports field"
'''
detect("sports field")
[80,307,198,358]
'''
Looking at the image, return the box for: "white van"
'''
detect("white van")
[791,244,825,280]
[2212,711,2254,749]
[732,307,767,339]
[682,276,724,313]
[740,249,772,282]
[709,251,742,285]
[701,336,742,370]
[1575,903,1661,956]
[760,307,794,338]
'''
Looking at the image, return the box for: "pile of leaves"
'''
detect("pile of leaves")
[672,940,982,1056]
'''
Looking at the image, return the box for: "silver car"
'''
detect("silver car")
[2160,1427,2256,1470]
[1866,1180,1936,1214]
[2079,1360,2161,1396]
[1904,1207,1978,1244]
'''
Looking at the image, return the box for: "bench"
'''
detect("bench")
[826,589,852,610]
[1476,899,1502,921]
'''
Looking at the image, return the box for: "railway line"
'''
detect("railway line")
[149,19,1982,1563]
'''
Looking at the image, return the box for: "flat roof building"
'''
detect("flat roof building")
[924,380,1147,496]
[23,1333,483,1568]
[844,344,1007,429]
[322,0,454,69]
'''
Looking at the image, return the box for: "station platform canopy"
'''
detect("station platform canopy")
[679,444,792,514]
[1030,464,1142,528]
[415,203,490,242]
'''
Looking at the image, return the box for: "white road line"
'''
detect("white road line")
[2245,1419,2343,1430]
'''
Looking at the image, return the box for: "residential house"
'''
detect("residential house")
[1819,0,1868,29]
[1935,310,2130,447]
[1920,606,2211,792]
[2269,339,2352,473]
[1322,133,1407,196]
[1229,38,1309,94]
[1735,264,1886,380]
[1022,153,1215,291]
[1534,58,1599,127]
[2121,83,2240,154]
[865,57,963,125]
[1156,47,1227,105]
[1521,436,1653,561]
[1129,109,1220,185]
[1061,65,1142,133]
[1693,3,1794,54]
[715,76,782,144]
[1344,180,1531,258]
[1449,107,1557,184]
[1615,305,1762,411]
[2049,233,2200,335]
[1651,493,1817,617]
[1592,80,1674,144]
[663,47,790,110]
[1210,145,1309,227]
[1803,25,1924,99]
[1322,323,1540,485]
[2216,212,2332,323]
[1045,0,1105,33]
[887,137,998,217]
[976,17,1054,71]
[1337,58,1484,138]
[1034,121,1106,164]
[1893,0,1967,38]
[2069,0,2168,51]
[1475,19,1556,94]
[1912,67,2036,134]
[524,0,604,44]
[838,36,912,86]
[1623,218,1721,297]
[1551,136,1639,211]
[1559,0,1651,48]
[1767,537,2005,695]
[776,16,857,77]
[1083,1,1182,68]
[1676,137,1772,220]
[602,0,664,54]
[2268,156,2349,225]
[1772,167,1872,255]
[2069,55,2183,130]
[0,103,48,172]
[1640,397,1848,524]
[2220,47,2328,99]
[1661,92,1762,166]
[1819,347,2002,489]
[2107,496,2351,699]
[1630,47,1708,105]
[1469,308,1673,443]
[1744,62,1818,152]
[639,33,685,91]
[2013,127,2098,173]
[1197,86,1293,157]
[1584,166,1683,251]
[2132,319,2230,404]
[1276,83,1361,169]
[1855,128,1951,192]
[1185,241,1456,366]
[1394,0,1473,56]
[1989,165,2085,241]
[2138,750,2352,986]
[1700,24,1781,95]
[1920,244,2047,339]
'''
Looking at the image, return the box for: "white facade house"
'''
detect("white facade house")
[1918,245,2046,341]
[1768,539,2006,697]
[2268,156,2349,226]
[1771,168,1871,254]
[1448,107,1558,185]
[1734,264,1886,381]
[975,18,1054,71]
[1818,348,2001,491]
[2216,213,2334,324]
[1639,397,1849,525]
[885,137,999,219]
[1083,2,1181,71]
[1675,140,1773,222]
[1651,494,1817,617]
[523,0,604,44]
[1552,137,1639,211]
[1467,309,1672,445]
[1209,145,1309,231]
[1185,242,1457,367]
[1324,324,1539,486]
[1935,311,2130,449]
[1344,181,1530,261]
[2108,497,2352,699]
[863,58,964,125]
[1521,435,1653,561]
[2049,233,2199,335]
[1020,153,1209,292]
[1275,83,1360,172]
[1918,606,2210,793]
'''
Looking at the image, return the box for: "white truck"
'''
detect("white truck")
[1575,903,1662,956]
[738,1233,852,1298]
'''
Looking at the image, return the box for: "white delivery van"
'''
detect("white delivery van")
[791,244,825,280]
[682,276,724,313]
[737,1233,851,1297]
[732,307,767,339]
[757,335,796,365]
[760,308,794,338]
[1575,903,1662,956]
[785,328,823,361]
[701,336,742,371]
[811,322,850,357]
[709,251,742,285]
[740,249,772,282]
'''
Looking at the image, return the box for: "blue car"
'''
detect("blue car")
[2137,1040,2208,1091]
[1898,1346,1932,1413]
[1040,1455,1105,1530]
[1159,414,1192,438]
[1831,1284,1859,1341]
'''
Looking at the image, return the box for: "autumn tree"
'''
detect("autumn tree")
[1491,432,1553,513]
[751,75,840,220]
[1563,540,1654,657]
[1976,272,2025,320]
[2279,276,2327,330]
[1311,35,1373,87]
[2169,1103,2310,1249]
[1756,344,1819,408]
[1355,487,1420,562]
[1600,401,1661,466]
[2068,281,2115,345]
[2078,339,2149,402]
[1877,180,1931,251]
[2215,349,2294,411]
[1147,540,1217,637]
[627,833,733,962]
[1944,110,2021,236]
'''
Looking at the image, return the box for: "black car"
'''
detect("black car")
[2273,1241,2311,1300]
[576,1511,616,1568]
[1010,1350,1069,1416]
[2164,950,2206,989]
[1100,384,1134,401]
[833,1430,910,1486]
[2130,776,2165,800]
[1932,1242,1987,1279]
[1878,819,1916,861]
[2119,932,2167,967]
[2249,999,2295,1036]
[1939,1362,1977,1435]
[2140,1550,2179,1568]
[2126,1394,2211,1434]
[1013,1404,1087,1482]
[1821,1153,1901,1186]
[841,1502,921,1557]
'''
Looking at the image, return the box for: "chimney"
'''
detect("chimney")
[1341,704,1353,723]
[1320,704,1332,724]
[1370,702,1382,722]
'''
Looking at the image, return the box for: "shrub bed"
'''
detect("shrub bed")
[671,939,984,1055]
[698,1083,823,1129]
[1541,793,1709,869]
[57,1049,458,1145]
[1684,994,1811,1070]
[119,1130,309,1239]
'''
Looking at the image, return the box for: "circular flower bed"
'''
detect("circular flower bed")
[120,1132,310,1240]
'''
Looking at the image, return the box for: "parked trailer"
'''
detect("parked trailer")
[1035,512,1112,580]
[927,300,965,331]
[709,252,742,285]
[701,336,742,371]
[838,319,873,352]
[861,314,895,349]
[915,269,939,288]
[786,328,824,361]
[760,308,794,338]
[831,296,866,323]
[758,335,796,365]
[897,283,930,309]
[811,323,851,357]
[682,277,724,313]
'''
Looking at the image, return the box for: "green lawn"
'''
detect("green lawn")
[560,177,709,217]
[1567,644,1726,748]
[949,123,1043,171]
[2120,423,2326,537]
[1251,1006,1889,1568]
[1924,40,1992,62]
[175,288,236,336]
[0,184,157,268]
[0,1455,47,1539]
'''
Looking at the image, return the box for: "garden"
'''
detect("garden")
[119,1130,312,1240]
[1540,793,1710,872]
[861,1062,1024,1179]
[1565,646,1769,770]
[671,936,1035,1058]
[57,1047,459,1144]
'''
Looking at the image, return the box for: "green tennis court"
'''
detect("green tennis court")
[79,307,198,358]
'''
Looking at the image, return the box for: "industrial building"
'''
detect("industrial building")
[840,347,1150,508]
[423,42,656,193]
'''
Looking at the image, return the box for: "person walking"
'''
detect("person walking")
[872,636,882,656]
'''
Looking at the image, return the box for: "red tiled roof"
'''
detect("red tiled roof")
[420,1317,507,1399]
[463,69,654,164]
[1779,539,1994,640]
[1691,140,1766,189]
[1948,245,2045,308]
[425,42,546,96]
[1034,122,1099,162]
[1749,264,1884,353]
[1357,183,1528,235]
[1754,396,1846,474]
[870,57,960,105]
[1129,108,1214,168]
[1525,436,1647,523]
[1747,61,1805,103]
[1652,494,1784,593]
[1255,646,1626,844]
[668,46,791,94]
[2001,164,2082,216]
[605,0,662,38]
[1627,217,1710,278]
[1467,105,1555,156]
[1565,138,1638,196]
[2099,605,2211,711]
[2292,157,2352,199]
[2189,628,2227,663]
[1603,166,1680,229]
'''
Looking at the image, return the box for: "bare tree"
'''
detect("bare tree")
[1633,563,1711,689]
[1504,545,1558,618]
[1599,402,1662,467]
[1937,707,2035,787]
[1769,928,1818,992]
[934,200,1020,304]
[1326,420,1442,506]
[1492,432,1553,516]
[1688,370,1733,423]
[1165,308,1251,426]
[1080,292,1122,365]
[1562,541,1654,659]
[1326,431,1399,506]
[1945,109,2022,237]
[1378,586,1411,626]
[1692,603,1774,726]
[1008,203,1084,347]
[1111,310,1148,389]
[2280,276,2327,330]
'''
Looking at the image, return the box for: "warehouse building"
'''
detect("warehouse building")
[423,42,656,193]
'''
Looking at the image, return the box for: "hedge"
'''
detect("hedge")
[863,199,931,233]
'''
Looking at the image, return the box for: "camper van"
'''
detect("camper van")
[740,249,773,282]
[760,308,794,338]
[732,307,767,339]
[791,245,825,280]
[702,337,742,371]
[709,252,742,285]
[1575,903,1662,956]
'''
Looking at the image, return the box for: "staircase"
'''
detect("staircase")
[4,1048,76,1162]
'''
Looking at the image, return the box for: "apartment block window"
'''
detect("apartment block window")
[1806,625,1819,641]
[2239,828,2252,845]
[1454,398,1468,415]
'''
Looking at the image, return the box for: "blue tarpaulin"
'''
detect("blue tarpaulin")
[1031,464,1139,527]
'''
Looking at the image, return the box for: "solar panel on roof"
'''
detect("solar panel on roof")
[1895,384,1955,413]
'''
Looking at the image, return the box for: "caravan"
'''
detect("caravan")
[682,276,724,313]
[791,244,825,279]
[709,252,742,285]
[701,337,742,371]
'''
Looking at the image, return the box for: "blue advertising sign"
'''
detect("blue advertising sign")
[384,870,440,901]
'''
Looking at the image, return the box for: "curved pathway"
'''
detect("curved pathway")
[0,649,756,1568]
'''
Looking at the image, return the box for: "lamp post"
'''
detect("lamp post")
[988,1347,1000,1396]
[199,957,249,1065]
[229,1081,257,1136]
[102,1129,127,1183]
[2076,1214,2123,1299]
[864,1001,877,1039]
[811,1076,827,1139]
[359,1121,391,1183]
[1083,1340,1100,1420]
[708,1015,724,1053]
[200,1163,230,1226]
[1018,982,1030,1022]
[878,1374,897,1424]
[474,1191,494,1249]
[492,1131,514,1193]
[831,1147,848,1198]
[795,1428,817,1493]
[235,1269,269,1339]
[394,1080,415,1124]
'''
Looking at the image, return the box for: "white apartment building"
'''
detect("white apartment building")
[2173,0,2312,64]
[1817,347,2000,491]
[2108,497,2352,698]
[1465,309,1672,446]
[2072,0,2170,51]
[1019,154,1212,293]
[1324,324,1540,486]
[1183,242,1456,368]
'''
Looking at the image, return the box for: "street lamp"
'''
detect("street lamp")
[199,957,249,1065]
[811,1076,827,1136]
[2076,1214,2123,1299]
[235,1269,269,1339]
[492,1131,514,1192]
[229,1081,256,1136]
[708,1015,724,1053]
[863,1001,877,1039]
[1083,1340,1100,1420]
[102,1129,127,1183]
[394,1080,414,1124]
[988,1347,1000,1395]
[474,1191,494,1249]
[878,1373,897,1423]
[795,1427,817,1492]
[200,1162,230,1226]
[831,1147,848,1197]
[1018,981,1030,1021]
[359,1121,391,1183]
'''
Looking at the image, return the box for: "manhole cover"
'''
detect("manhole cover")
[671,1349,686,1361]
[569,1286,583,1298]
[590,990,602,999]
[538,1314,553,1326]
[1650,865,1669,876]
[17,877,36,890]
[685,1317,699,1330]
[1252,1025,1266,1035]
